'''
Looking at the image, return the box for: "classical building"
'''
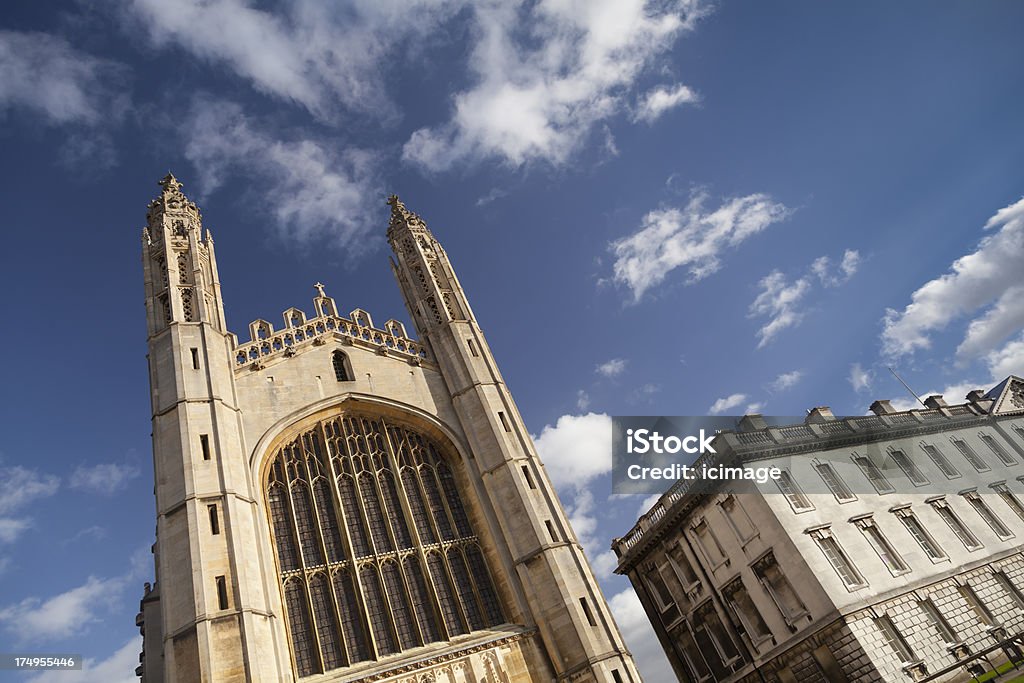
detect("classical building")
[135,175,640,683]
[613,382,1024,682]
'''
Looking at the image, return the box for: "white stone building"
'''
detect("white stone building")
[135,175,640,683]
[613,382,1024,682]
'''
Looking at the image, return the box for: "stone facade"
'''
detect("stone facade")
[135,175,640,683]
[614,382,1024,682]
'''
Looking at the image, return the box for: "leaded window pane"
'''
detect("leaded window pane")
[333,570,370,664]
[269,485,299,572]
[360,566,398,656]
[448,548,486,630]
[359,472,393,552]
[378,471,413,549]
[422,466,455,540]
[266,412,503,678]
[401,467,436,544]
[381,562,419,650]
[428,552,466,636]
[438,463,473,537]
[403,556,443,644]
[291,482,324,566]
[465,544,503,626]
[338,475,372,557]
[284,580,319,677]
[309,574,343,670]
[312,478,344,563]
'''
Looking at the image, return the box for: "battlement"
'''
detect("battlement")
[233,285,427,370]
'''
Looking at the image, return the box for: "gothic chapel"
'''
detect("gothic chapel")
[136,175,640,683]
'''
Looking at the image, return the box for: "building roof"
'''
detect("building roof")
[612,375,1024,572]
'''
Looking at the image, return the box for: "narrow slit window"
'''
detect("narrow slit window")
[815,463,856,502]
[466,339,479,357]
[498,411,511,432]
[854,518,909,574]
[992,483,1024,521]
[963,492,1013,538]
[931,500,982,550]
[332,351,352,382]
[994,570,1024,609]
[921,443,960,479]
[874,614,915,664]
[776,470,813,511]
[853,454,895,494]
[580,597,597,627]
[809,531,865,589]
[208,504,220,535]
[895,510,946,561]
[611,670,624,683]
[190,347,200,370]
[216,575,229,610]
[951,437,989,472]
[521,465,536,489]
[919,599,957,644]
[200,434,211,460]
[958,583,994,625]
[980,433,1017,466]
[888,448,929,486]
[545,520,558,542]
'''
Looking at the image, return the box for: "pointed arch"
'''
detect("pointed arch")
[262,407,507,678]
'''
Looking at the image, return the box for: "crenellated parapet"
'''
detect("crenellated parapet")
[233,284,426,370]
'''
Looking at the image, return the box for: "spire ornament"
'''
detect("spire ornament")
[387,194,428,235]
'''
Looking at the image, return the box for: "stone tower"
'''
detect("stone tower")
[137,177,640,683]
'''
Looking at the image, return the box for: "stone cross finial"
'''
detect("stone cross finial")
[314,282,326,298]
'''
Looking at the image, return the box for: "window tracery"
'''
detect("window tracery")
[265,412,504,677]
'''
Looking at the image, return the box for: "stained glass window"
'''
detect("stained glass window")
[264,412,504,677]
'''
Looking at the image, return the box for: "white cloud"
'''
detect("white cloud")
[849,363,873,392]
[475,187,508,207]
[636,493,662,519]
[403,0,710,170]
[562,482,619,581]
[610,190,791,301]
[26,637,141,683]
[182,96,380,250]
[882,196,1024,360]
[770,370,804,392]
[534,413,613,491]
[0,466,59,514]
[596,358,628,378]
[749,270,811,348]
[0,576,126,642]
[628,383,661,404]
[987,331,1024,379]
[0,518,31,544]
[69,463,141,496]
[0,30,127,125]
[576,389,591,411]
[124,0,467,120]
[709,393,747,414]
[812,249,860,287]
[608,588,676,682]
[633,83,699,123]
[750,249,860,348]
[745,402,764,414]
[884,330,1024,412]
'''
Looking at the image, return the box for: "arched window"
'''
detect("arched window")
[332,351,352,382]
[265,412,504,678]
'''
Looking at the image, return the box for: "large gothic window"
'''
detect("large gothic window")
[265,412,505,678]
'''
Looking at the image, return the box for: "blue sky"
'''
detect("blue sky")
[2,1,1024,681]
